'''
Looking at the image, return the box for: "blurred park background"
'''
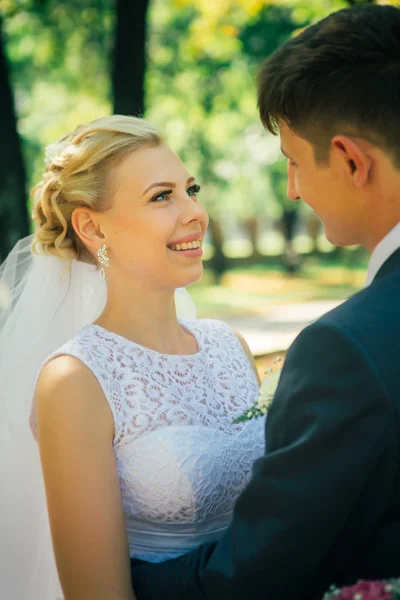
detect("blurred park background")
[2,0,399,364]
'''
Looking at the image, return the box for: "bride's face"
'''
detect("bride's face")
[98,144,209,290]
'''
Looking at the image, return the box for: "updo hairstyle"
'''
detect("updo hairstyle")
[32,115,164,265]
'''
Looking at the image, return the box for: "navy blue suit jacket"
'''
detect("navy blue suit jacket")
[131,248,400,600]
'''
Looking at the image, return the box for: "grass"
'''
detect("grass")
[189,254,368,320]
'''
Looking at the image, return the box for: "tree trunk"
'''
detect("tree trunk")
[0,16,30,262]
[307,213,321,254]
[208,217,228,282]
[246,216,261,259]
[279,208,301,273]
[112,0,150,116]
[280,208,298,244]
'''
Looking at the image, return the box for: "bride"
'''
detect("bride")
[0,115,265,599]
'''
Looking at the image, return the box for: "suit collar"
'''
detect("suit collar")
[365,222,400,286]
[373,246,400,283]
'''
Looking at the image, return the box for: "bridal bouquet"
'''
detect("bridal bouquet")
[232,357,283,424]
[323,579,400,600]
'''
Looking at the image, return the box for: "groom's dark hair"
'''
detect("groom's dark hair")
[258,5,400,167]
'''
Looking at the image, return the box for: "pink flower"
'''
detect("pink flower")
[334,580,393,600]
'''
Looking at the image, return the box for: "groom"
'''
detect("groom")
[131,5,400,599]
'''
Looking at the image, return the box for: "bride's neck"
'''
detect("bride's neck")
[93,284,195,355]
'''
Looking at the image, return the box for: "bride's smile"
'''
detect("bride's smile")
[77,143,209,292]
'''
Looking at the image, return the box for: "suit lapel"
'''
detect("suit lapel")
[372,247,400,283]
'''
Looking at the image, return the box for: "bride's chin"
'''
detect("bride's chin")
[174,270,204,289]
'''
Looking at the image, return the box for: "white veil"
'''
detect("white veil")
[0,234,196,599]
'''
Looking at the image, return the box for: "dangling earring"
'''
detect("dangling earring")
[97,244,110,283]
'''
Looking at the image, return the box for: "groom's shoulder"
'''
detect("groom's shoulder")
[320,268,400,326]
[308,269,400,355]
[281,277,399,397]
[285,271,400,412]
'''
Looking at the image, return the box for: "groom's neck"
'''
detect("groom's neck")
[364,213,400,253]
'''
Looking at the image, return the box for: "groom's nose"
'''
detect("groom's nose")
[287,175,300,202]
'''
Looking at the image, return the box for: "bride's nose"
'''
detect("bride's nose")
[179,195,209,227]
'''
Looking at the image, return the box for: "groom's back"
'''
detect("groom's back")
[257,6,400,586]
[312,259,400,589]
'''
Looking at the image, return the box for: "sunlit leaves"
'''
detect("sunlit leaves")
[3,0,112,188]
[4,0,400,225]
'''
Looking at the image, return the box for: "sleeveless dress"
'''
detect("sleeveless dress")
[31,318,265,563]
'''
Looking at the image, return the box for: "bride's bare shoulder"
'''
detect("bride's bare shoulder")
[35,354,114,441]
[36,354,95,396]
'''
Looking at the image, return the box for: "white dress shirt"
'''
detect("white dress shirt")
[365,221,400,287]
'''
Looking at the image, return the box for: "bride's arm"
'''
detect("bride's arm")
[35,355,136,600]
[234,330,261,385]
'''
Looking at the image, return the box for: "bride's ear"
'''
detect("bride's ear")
[331,135,373,188]
[71,207,106,253]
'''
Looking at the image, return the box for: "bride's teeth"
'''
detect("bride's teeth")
[169,239,201,250]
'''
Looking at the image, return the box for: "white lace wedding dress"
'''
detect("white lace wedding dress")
[30,317,265,564]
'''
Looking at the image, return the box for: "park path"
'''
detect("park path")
[225,300,343,356]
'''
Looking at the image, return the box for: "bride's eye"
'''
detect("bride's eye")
[151,189,173,202]
[187,184,201,197]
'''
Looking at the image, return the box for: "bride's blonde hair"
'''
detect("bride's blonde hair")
[32,115,164,265]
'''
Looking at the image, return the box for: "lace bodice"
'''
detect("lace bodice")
[32,318,265,562]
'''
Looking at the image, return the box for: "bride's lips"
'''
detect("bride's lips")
[167,232,203,258]
[168,232,203,246]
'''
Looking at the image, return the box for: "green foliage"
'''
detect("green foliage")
[146,0,398,223]
[145,0,306,221]
[3,0,398,221]
[2,0,112,193]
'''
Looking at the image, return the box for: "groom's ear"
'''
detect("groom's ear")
[331,135,373,189]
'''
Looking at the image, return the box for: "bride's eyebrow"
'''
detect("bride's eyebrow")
[142,177,196,196]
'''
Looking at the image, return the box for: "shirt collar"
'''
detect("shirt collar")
[365,221,400,287]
